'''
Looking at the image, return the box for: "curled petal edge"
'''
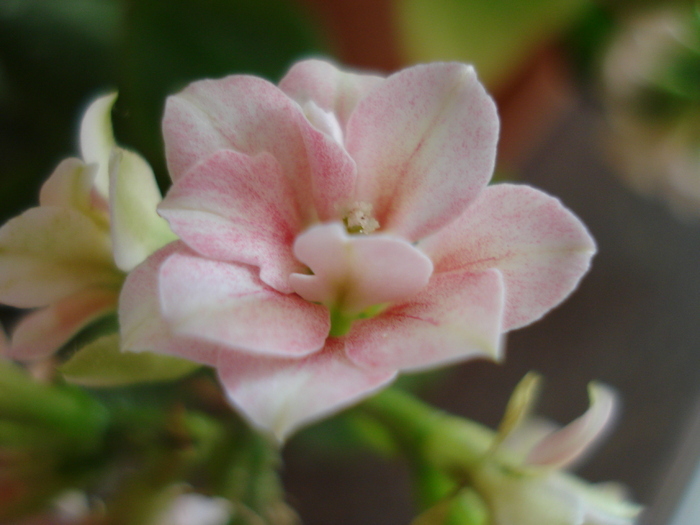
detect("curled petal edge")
[525,383,618,470]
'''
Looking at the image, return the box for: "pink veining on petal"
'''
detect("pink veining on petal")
[159,252,329,357]
[289,222,433,315]
[420,184,596,331]
[120,241,222,366]
[346,62,499,241]
[159,149,305,293]
[525,383,617,470]
[217,338,397,441]
[297,119,357,221]
[346,269,505,371]
[162,75,355,223]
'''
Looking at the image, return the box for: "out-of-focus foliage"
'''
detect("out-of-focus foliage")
[0,358,109,521]
[0,360,294,524]
[0,0,326,225]
[392,0,591,89]
[566,0,696,81]
[58,333,200,387]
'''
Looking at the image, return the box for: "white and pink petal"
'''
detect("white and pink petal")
[162,75,355,222]
[79,92,118,199]
[346,62,499,241]
[279,59,384,133]
[346,268,505,372]
[39,158,97,217]
[289,222,433,315]
[0,207,121,308]
[420,184,596,331]
[119,242,221,366]
[159,149,304,293]
[109,147,178,272]
[525,383,617,470]
[217,339,397,442]
[158,251,329,357]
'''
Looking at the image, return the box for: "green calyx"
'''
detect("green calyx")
[328,303,389,338]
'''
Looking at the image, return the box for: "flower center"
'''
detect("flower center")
[342,201,379,234]
[289,222,433,337]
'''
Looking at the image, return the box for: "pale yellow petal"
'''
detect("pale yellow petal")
[0,207,122,307]
[79,92,118,199]
[109,147,178,272]
[39,158,95,211]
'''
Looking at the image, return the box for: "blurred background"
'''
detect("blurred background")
[2,0,700,523]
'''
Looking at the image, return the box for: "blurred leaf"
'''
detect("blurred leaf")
[394,0,592,89]
[413,461,460,511]
[564,2,616,82]
[59,333,200,387]
[0,0,121,223]
[0,358,109,445]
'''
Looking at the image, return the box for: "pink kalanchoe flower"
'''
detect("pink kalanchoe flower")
[120,60,596,440]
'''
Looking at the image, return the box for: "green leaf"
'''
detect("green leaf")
[0,0,121,224]
[59,333,200,387]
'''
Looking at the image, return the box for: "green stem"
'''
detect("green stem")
[0,360,108,451]
[360,388,495,507]
[362,388,493,464]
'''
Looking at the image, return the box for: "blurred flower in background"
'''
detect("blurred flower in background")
[601,4,700,218]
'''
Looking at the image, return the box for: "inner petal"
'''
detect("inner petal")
[289,222,433,331]
[301,100,344,144]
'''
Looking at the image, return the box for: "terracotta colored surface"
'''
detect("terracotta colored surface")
[298,0,401,73]
[495,45,576,170]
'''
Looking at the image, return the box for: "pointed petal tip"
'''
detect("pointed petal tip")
[80,92,118,198]
[421,184,597,332]
[525,381,618,470]
[109,146,177,272]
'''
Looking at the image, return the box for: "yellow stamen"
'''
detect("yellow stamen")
[343,201,379,234]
